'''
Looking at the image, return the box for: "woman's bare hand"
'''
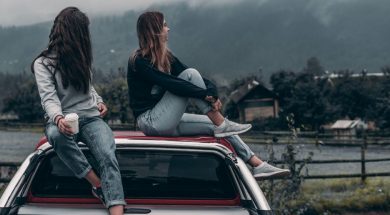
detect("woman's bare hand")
[205,96,222,111]
[98,102,108,117]
[57,118,74,135]
[205,96,216,103]
[211,99,222,111]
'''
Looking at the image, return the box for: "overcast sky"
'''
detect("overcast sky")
[0,0,244,26]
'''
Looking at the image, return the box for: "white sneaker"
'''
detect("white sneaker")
[214,119,252,137]
[252,162,290,179]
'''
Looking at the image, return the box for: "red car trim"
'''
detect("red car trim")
[27,193,241,206]
[124,197,241,205]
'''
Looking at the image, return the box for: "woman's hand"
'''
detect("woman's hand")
[211,99,222,111]
[57,118,74,135]
[98,102,108,117]
[205,96,216,103]
[205,96,222,111]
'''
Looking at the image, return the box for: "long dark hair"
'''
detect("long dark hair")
[31,7,92,93]
[133,11,172,73]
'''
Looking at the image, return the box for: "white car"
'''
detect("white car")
[0,131,273,215]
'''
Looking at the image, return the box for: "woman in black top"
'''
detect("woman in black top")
[127,11,289,179]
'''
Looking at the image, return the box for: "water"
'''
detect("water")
[247,142,390,176]
[0,130,43,163]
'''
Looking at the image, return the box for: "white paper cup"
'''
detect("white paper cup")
[65,113,79,134]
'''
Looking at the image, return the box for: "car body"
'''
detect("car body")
[0,131,273,215]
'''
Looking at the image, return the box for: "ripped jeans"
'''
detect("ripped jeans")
[137,68,255,162]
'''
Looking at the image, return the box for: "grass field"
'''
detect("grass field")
[287,178,390,214]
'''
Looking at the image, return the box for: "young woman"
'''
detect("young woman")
[32,7,125,215]
[127,11,290,179]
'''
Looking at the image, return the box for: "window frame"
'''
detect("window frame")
[27,147,242,206]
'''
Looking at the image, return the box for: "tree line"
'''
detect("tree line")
[1,57,390,131]
[0,68,134,124]
[268,57,390,130]
[224,57,390,131]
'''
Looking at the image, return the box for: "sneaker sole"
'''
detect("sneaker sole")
[253,170,291,180]
[214,124,252,138]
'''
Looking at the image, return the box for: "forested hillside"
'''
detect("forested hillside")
[1,0,390,81]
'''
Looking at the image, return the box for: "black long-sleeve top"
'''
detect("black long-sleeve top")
[127,54,218,118]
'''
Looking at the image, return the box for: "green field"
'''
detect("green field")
[285,178,390,214]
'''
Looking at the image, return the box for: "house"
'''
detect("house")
[230,80,279,123]
[331,119,367,139]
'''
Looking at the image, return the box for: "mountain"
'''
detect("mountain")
[1,0,390,83]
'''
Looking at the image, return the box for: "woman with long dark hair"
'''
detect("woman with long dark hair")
[32,7,125,214]
[127,11,290,179]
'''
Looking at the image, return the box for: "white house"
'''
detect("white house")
[331,119,367,139]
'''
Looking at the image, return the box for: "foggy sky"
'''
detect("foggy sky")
[0,0,243,26]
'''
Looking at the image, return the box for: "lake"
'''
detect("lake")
[0,130,43,163]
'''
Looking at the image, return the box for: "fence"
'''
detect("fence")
[270,135,390,182]
[273,157,390,181]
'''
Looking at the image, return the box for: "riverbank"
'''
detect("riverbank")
[0,122,44,133]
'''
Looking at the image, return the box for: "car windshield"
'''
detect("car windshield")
[31,149,237,199]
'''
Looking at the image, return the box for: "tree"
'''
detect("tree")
[374,76,390,129]
[2,78,44,122]
[271,67,330,130]
[95,68,134,123]
[283,72,327,130]
[270,70,296,107]
[304,57,324,76]
[329,72,378,121]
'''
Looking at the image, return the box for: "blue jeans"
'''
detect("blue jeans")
[137,68,255,162]
[45,116,126,208]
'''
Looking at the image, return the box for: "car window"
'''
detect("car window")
[31,149,237,199]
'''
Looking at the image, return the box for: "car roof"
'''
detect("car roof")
[36,130,235,153]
